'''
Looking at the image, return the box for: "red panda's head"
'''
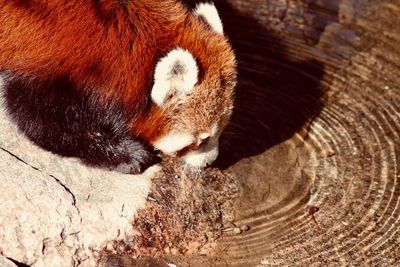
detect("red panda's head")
[148,3,237,168]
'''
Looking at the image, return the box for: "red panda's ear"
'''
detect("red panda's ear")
[151,48,199,107]
[194,3,224,35]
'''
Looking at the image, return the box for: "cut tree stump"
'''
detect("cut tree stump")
[2,0,400,266]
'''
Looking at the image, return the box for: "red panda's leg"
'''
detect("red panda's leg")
[1,74,159,174]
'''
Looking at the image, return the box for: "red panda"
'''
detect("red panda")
[0,0,237,174]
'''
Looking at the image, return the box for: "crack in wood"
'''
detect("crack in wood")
[0,146,81,216]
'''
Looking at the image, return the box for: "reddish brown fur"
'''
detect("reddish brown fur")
[0,0,236,144]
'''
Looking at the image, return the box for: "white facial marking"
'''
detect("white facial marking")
[194,3,224,35]
[0,74,5,89]
[153,133,195,155]
[182,138,219,168]
[151,48,199,106]
[210,122,220,136]
[199,132,210,140]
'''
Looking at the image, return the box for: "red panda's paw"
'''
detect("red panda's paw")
[77,135,160,175]
[107,139,161,175]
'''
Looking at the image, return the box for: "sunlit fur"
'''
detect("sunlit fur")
[194,3,224,35]
[0,1,237,172]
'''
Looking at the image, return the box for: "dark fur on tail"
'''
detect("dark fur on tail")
[2,74,159,174]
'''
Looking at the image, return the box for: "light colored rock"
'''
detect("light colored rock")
[0,256,18,267]
[0,77,159,266]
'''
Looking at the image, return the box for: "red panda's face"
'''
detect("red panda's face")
[149,3,237,168]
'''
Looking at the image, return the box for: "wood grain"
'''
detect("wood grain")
[165,0,400,266]
[2,1,399,266]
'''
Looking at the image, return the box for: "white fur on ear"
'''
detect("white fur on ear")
[151,48,199,106]
[194,3,224,35]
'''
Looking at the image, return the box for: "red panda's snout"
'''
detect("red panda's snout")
[153,122,223,168]
[148,3,237,169]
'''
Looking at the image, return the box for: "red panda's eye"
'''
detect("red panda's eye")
[199,136,210,145]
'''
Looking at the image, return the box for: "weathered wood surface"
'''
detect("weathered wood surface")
[203,0,399,266]
[1,0,400,266]
[157,0,399,266]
